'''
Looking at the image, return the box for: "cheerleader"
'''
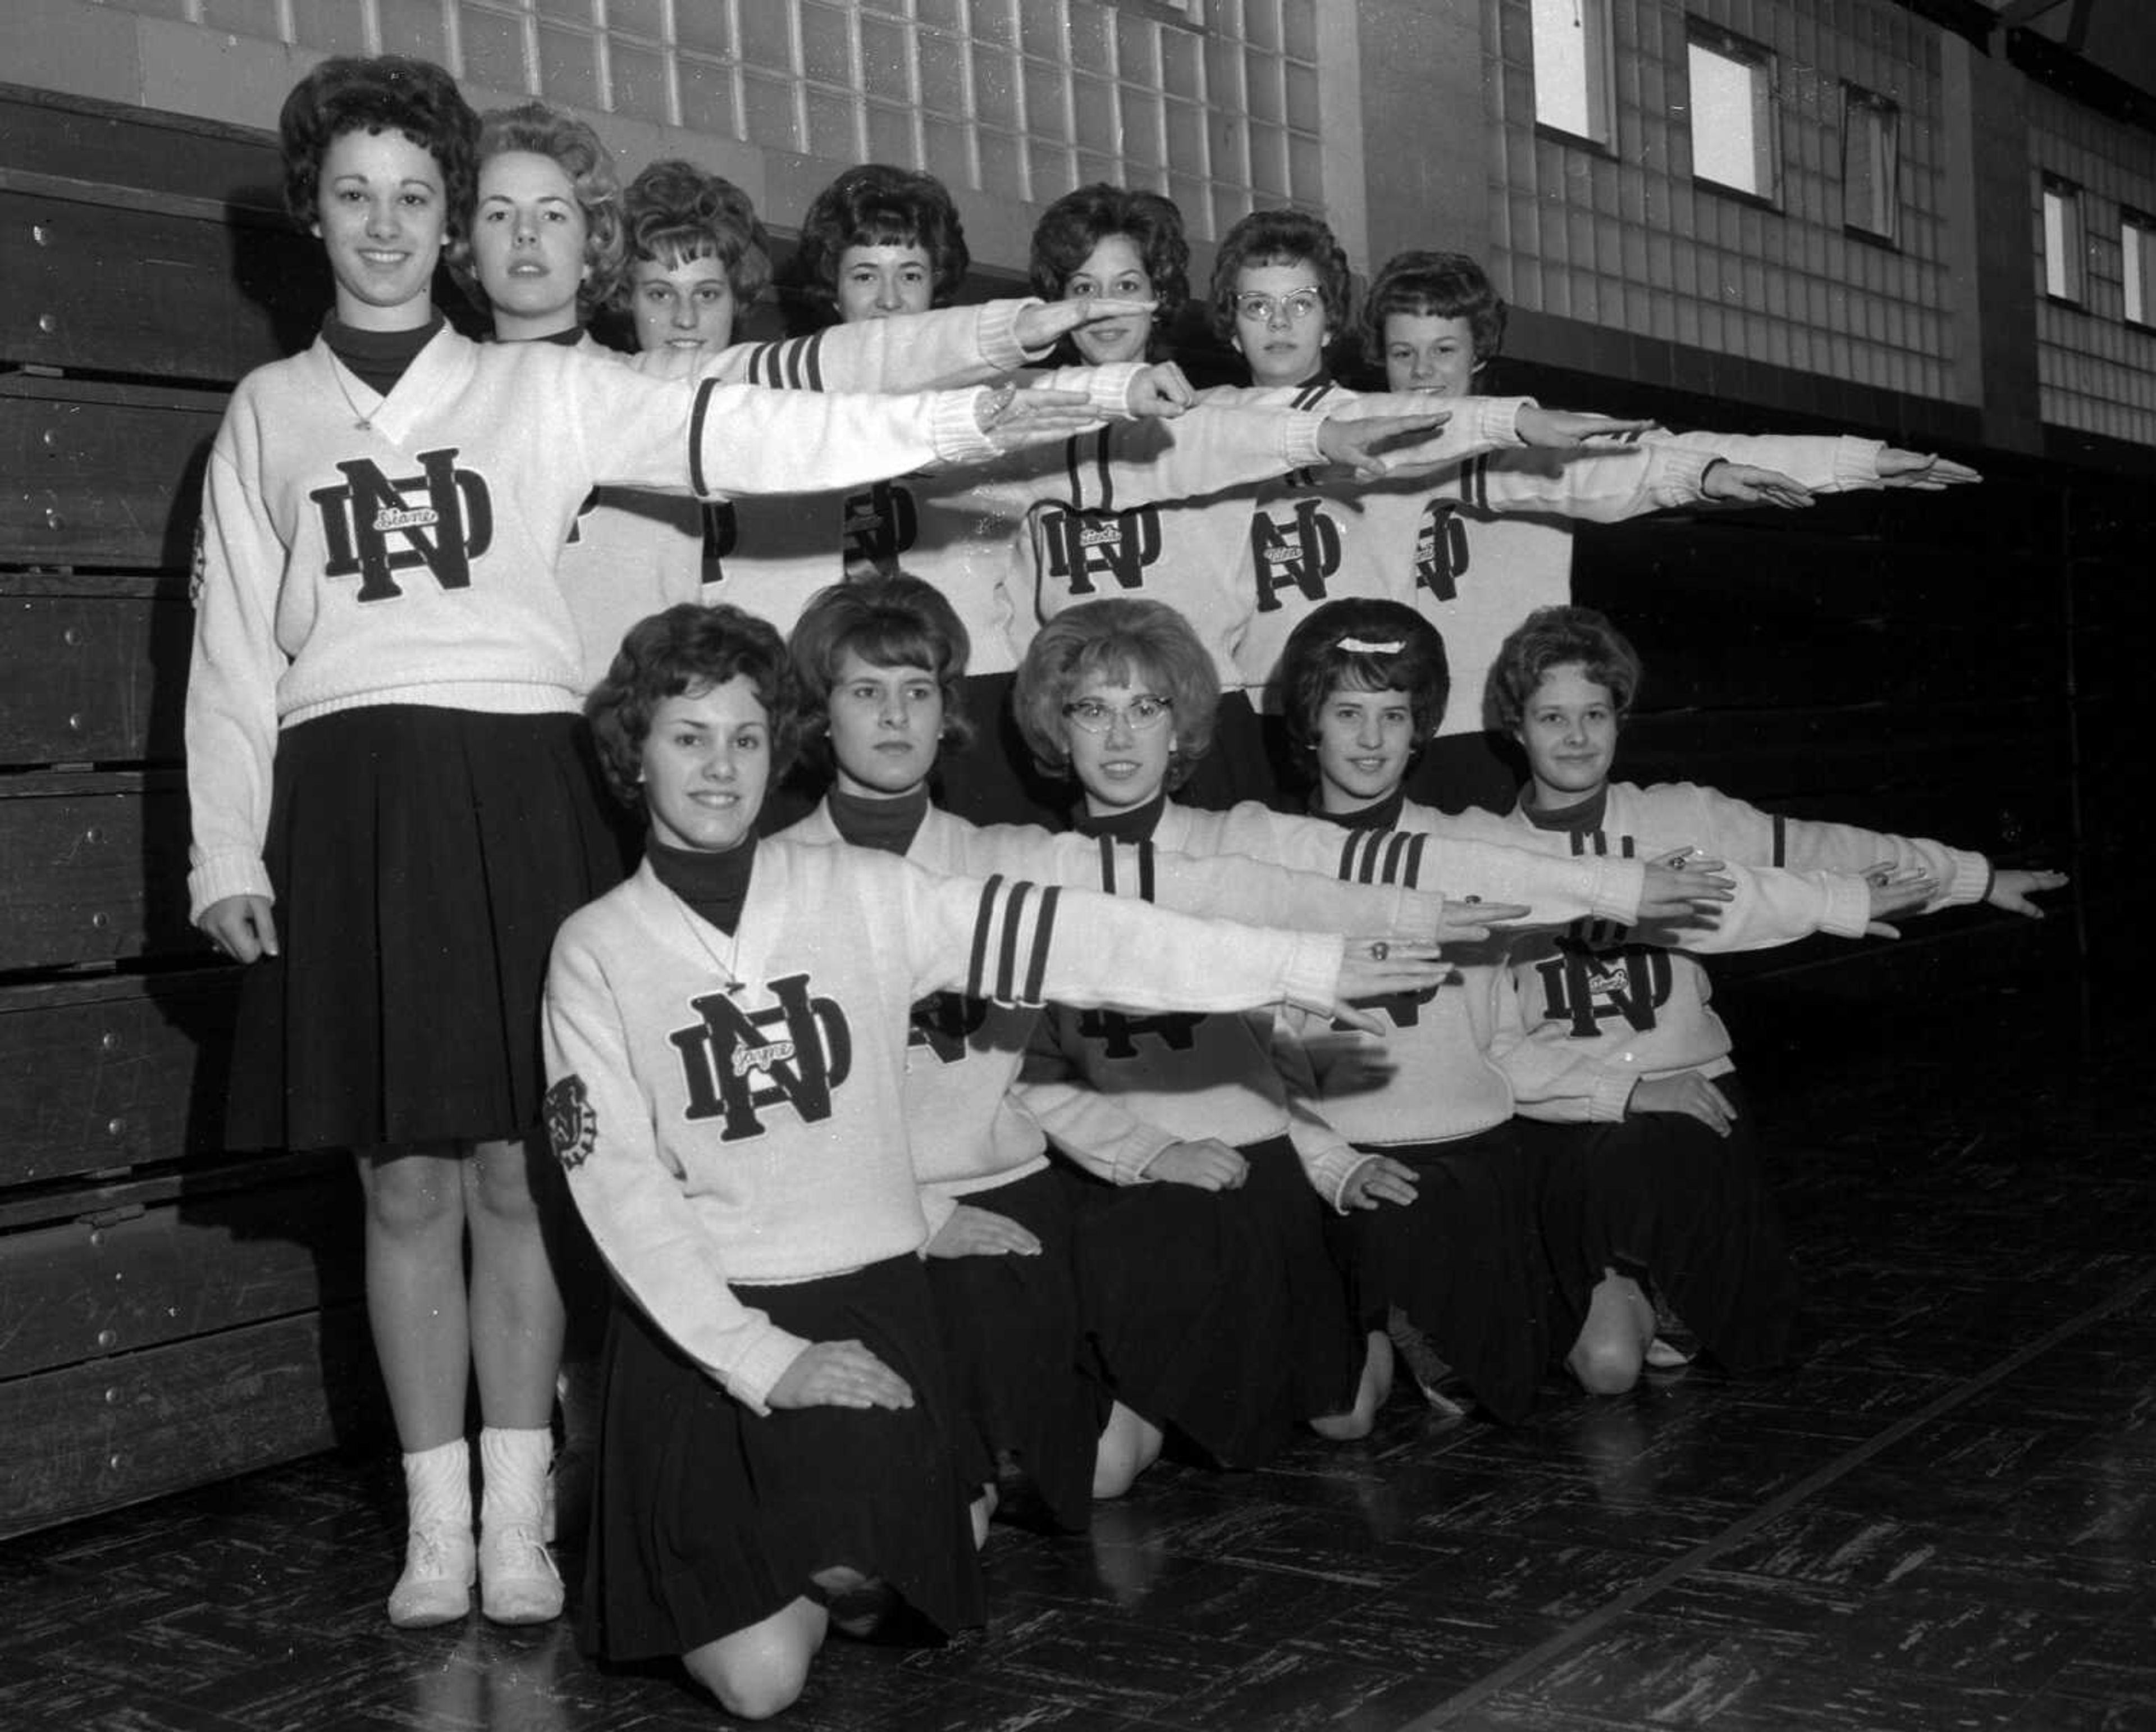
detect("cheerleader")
[1271,598,1934,1417]
[1484,605,2061,1392]
[186,53,1128,1632]
[545,602,1450,1716]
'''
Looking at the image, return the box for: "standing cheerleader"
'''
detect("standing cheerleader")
[546,602,1450,1716]
[186,53,1126,1631]
[1485,605,2060,1392]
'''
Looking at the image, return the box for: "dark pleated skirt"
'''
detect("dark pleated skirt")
[1526,1073,1799,1374]
[227,705,633,1154]
[1324,1124,1551,1426]
[581,1256,984,1663]
[924,1166,1097,1532]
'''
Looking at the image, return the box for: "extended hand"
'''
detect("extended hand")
[1314,411,1454,480]
[975,385,1099,450]
[1331,938,1456,1034]
[1876,449,1982,489]
[1638,849,1735,923]
[1012,296,1158,352]
[1704,463,1814,509]
[767,1340,915,1411]
[199,894,279,964]
[1986,867,2068,919]
[1515,407,1656,447]
[1437,899,1532,946]
[1124,361,1194,420]
[925,1203,1043,1258]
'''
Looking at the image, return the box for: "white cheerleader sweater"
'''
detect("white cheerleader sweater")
[1495,781,1989,1122]
[1291,797,1874,1147]
[1216,384,1898,710]
[780,800,1449,1229]
[561,299,1052,690]
[1013,391,1533,685]
[541,838,1346,1410]
[185,325,1006,919]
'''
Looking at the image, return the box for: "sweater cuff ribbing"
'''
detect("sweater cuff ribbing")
[188,853,275,926]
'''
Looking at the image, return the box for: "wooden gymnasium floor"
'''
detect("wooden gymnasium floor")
[3,959,2153,1732]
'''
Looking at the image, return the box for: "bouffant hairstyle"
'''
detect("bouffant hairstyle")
[1358,249,1508,372]
[586,604,807,806]
[280,56,479,256]
[1276,598,1451,762]
[1208,207,1354,345]
[1012,598,1217,789]
[1485,605,1644,737]
[1029,184,1190,357]
[792,164,970,323]
[787,576,977,773]
[616,158,773,307]
[462,102,628,316]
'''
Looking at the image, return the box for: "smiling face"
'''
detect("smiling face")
[629,251,736,357]
[313,127,447,330]
[1230,259,1332,388]
[471,149,590,338]
[1061,669,1176,815]
[639,677,771,853]
[1313,683,1419,813]
[1061,232,1155,364]
[825,650,944,800]
[1381,311,1481,398]
[835,241,934,321]
[1515,661,1619,812]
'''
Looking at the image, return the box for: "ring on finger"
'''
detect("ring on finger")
[1369,941,1389,961]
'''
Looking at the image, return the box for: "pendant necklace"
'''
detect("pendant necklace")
[661,883,746,995]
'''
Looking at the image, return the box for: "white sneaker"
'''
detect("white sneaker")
[479,1521,564,1625]
[387,1522,476,1629]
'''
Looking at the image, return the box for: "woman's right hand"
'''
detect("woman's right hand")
[1145,1138,1249,1191]
[766,1341,916,1411]
[199,894,278,964]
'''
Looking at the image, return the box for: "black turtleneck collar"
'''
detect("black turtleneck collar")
[323,311,444,396]
[1072,791,1166,843]
[827,783,930,855]
[1311,788,1405,832]
[526,325,587,348]
[1522,786,1609,835]
[646,834,756,935]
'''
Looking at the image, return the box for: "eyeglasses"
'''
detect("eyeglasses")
[1233,288,1324,325]
[1062,695,1173,735]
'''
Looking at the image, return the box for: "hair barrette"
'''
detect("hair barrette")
[1337,636,1405,654]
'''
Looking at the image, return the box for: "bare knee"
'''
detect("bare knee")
[464,1135,547,1230]
[682,1601,824,1721]
[358,1147,463,1240]
[1568,1334,1644,1396]
[1093,1403,1162,1500]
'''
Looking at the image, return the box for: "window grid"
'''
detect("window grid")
[2028,84,2156,444]
[131,0,1324,241]
[1841,81,1898,245]
[1529,0,1617,150]
[1487,0,1950,402]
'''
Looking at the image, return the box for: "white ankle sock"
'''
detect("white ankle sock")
[403,1438,471,1533]
[478,1426,551,1532]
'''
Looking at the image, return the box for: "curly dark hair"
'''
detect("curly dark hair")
[1358,249,1508,372]
[1029,184,1190,358]
[586,604,807,806]
[280,56,479,256]
[792,163,970,323]
[1207,207,1353,345]
[1486,605,1642,737]
[788,576,977,775]
[1276,598,1450,763]
[615,158,773,307]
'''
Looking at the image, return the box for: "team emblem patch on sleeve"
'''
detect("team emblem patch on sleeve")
[543,1074,597,1171]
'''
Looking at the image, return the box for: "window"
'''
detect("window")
[1686,22,1778,202]
[2043,176,2085,304]
[1531,0,1616,150]
[2125,209,2156,327]
[1843,85,1899,244]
